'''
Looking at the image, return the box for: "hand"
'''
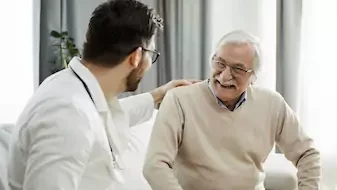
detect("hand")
[160,79,201,92]
[150,79,201,104]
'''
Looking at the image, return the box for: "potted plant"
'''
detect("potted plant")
[50,30,81,73]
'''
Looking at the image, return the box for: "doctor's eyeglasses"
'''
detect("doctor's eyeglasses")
[142,48,160,64]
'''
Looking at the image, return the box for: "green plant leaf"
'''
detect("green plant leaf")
[66,41,72,49]
[49,30,81,72]
[61,31,68,36]
[50,30,61,38]
[62,56,68,69]
[66,56,72,65]
[69,48,78,57]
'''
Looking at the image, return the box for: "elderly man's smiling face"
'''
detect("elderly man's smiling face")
[210,42,255,107]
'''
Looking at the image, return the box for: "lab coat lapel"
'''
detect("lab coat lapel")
[100,105,128,169]
[98,111,126,182]
[68,57,128,173]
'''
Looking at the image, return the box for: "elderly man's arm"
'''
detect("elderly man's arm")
[274,96,321,190]
[143,90,184,190]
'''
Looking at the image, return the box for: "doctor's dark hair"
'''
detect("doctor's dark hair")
[82,0,163,67]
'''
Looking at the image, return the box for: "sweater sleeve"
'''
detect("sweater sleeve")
[143,90,184,190]
[275,96,322,190]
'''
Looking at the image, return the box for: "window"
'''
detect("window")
[0,0,36,123]
[300,0,337,154]
[300,2,337,188]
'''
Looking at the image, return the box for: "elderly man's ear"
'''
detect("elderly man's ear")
[250,74,257,85]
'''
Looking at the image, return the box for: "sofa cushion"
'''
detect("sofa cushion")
[0,124,14,190]
[263,153,298,190]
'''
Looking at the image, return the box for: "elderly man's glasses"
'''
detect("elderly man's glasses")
[143,48,160,64]
[211,55,253,76]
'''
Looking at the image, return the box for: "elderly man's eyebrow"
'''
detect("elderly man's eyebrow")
[232,63,246,68]
[214,56,228,64]
[215,56,225,62]
[215,56,246,68]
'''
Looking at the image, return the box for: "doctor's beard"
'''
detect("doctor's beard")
[124,66,143,92]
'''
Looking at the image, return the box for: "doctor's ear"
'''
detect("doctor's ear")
[128,47,143,68]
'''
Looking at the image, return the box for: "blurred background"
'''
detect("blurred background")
[0,0,336,189]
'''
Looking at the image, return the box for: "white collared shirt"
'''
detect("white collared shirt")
[7,57,154,190]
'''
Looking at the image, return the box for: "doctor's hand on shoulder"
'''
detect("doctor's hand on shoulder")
[150,79,201,104]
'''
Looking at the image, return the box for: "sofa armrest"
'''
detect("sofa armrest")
[0,123,14,190]
[263,153,298,190]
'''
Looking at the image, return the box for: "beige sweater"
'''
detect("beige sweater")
[143,80,321,190]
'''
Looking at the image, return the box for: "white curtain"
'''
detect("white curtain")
[0,0,36,124]
[300,0,337,189]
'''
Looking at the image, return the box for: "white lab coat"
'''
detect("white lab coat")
[7,57,154,190]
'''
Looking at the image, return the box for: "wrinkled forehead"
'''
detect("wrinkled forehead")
[215,42,255,68]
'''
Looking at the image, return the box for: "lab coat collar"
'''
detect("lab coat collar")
[68,57,109,113]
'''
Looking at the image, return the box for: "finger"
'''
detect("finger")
[173,79,192,87]
[179,80,192,86]
[178,79,201,84]
[186,79,202,84]
[173,79,202,86]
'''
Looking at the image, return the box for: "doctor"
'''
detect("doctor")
[7,0,196,189]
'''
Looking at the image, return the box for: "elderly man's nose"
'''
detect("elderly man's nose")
[220,67,232,79]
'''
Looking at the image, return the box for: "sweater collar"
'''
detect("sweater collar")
[207,78,247,111]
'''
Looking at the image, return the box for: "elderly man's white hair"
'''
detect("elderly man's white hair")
[213,30,262,75]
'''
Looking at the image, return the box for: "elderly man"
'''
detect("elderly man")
[143,30,321,190]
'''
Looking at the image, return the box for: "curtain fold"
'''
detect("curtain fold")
[39,0,102,83]
[33,0,41,90]
[276,0,302,114]
[39,0,66,83]
[157,0,208,83]
[136,0,209,94]
[275,0,302,154]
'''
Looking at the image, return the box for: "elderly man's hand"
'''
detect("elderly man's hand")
[150,79,201,104]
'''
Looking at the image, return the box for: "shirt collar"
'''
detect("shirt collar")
[68,57,109,112]
[207,79,247,110]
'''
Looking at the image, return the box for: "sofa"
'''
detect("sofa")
[0,124,11,190]
[0,109,299,190]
